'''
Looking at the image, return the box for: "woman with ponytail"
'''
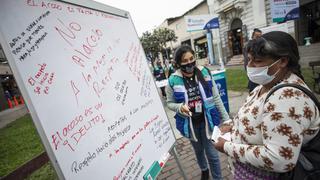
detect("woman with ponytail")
[214,31,320,179]
[166,45,229,180]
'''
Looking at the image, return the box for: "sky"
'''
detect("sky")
[95,0,203,36]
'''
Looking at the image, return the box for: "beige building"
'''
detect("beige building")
[159,0,214,62]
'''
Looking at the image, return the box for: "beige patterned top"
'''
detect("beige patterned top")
[224,73,320,173]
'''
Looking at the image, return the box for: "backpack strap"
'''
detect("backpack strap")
[265,83,320,148]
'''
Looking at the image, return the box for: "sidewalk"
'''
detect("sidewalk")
[158,90,248,180]
[0,105,28,128]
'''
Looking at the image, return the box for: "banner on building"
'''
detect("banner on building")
[270,0,299,22]
[185,15,219,32]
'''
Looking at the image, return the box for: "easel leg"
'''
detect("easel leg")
[171,146,188,180]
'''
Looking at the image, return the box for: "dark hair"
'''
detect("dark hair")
[246,31,304,80]
[251,28,262,39]
[174,45,211,93]
[174,45,194,68]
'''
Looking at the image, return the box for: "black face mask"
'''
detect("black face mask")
[180,61,196,74]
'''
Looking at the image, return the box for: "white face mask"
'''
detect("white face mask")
[246,60,280,85]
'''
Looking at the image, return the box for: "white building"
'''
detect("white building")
[159,1,213,62]
[159,0,320,64]
[210,0,294,63]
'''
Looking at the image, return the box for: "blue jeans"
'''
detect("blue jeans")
[190,122,222,179]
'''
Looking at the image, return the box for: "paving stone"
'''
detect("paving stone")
[227,174,234,180]
[222,168,230,177]
[158,170,172,179]
[191,169,201,178]
[158,138,232,180]
[220,159,228,170]
[170,166,180,174]
[162,164,175,172]
[181,161,195,170]
[167,172,182,180]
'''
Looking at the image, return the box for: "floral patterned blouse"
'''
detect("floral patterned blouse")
[224,73,320,174]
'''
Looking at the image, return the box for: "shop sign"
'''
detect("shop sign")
[270,0,300,22]
[185,15,219,32]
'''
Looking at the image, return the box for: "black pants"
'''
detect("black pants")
[160,87,166,97]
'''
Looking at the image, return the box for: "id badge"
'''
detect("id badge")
[195,101,202,113]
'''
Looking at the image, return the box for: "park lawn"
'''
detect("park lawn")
[301,67,314,91]
[225,67,248,91]
[225,67,314,93]
[0,67,316,179]
[0,114,57,179]
[26,162,57,180]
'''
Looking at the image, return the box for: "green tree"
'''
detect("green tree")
[140,31,159,66]
[140,28,177,64]
[153,28,177,59]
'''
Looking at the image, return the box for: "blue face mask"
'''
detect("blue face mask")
[246,60,280,85]
[180,61,196,74]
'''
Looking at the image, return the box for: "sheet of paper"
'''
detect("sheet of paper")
[211,126,231,142]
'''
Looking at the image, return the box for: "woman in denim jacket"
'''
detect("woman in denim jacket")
[166,45,229,180]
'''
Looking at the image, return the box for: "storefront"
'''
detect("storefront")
[194,36,208,59]
[181,39,192,47]
[295,0,320,45]
[227,18,244,56]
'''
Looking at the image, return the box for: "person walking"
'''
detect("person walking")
[214,31,320,179]
[153,59,167,98]
[244,28,262,93]
[166,45,229,180]
[167,59,176,78]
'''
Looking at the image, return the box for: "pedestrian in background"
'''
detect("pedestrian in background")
[153,59,167,98]
[166,45,229,180]
[167,59,176,78]
[4,90,11,99]
[244,28,262,93]
[214,31,320,179]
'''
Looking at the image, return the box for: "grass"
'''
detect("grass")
[225,67,248,91]
[301,67,314,91]
[0,67,316,179]
[0,115,57,179]
[0,115,43,177]
[26,163,57,180]
[224,66,315,93]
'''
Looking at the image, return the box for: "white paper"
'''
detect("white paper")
[211,126,231,142]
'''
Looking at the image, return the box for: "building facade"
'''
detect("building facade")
[160,0,213,61]
[159,0,319,64]
[294,0,320,45]
[211,0,320,62]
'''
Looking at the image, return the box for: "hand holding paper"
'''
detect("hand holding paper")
[211,126,231,142]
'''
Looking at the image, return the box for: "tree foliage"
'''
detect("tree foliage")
[140,27,177,62]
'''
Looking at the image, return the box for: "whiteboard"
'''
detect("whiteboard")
[0,0,176,179]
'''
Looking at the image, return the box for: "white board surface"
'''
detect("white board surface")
[0,0,176,179]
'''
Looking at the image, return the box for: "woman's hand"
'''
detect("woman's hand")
[180,104,192,116]
[214,137,227,153]
[219,124,232,135]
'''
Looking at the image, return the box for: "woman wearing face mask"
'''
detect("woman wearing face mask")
[166,45,229,180]
[214,31,320,179]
